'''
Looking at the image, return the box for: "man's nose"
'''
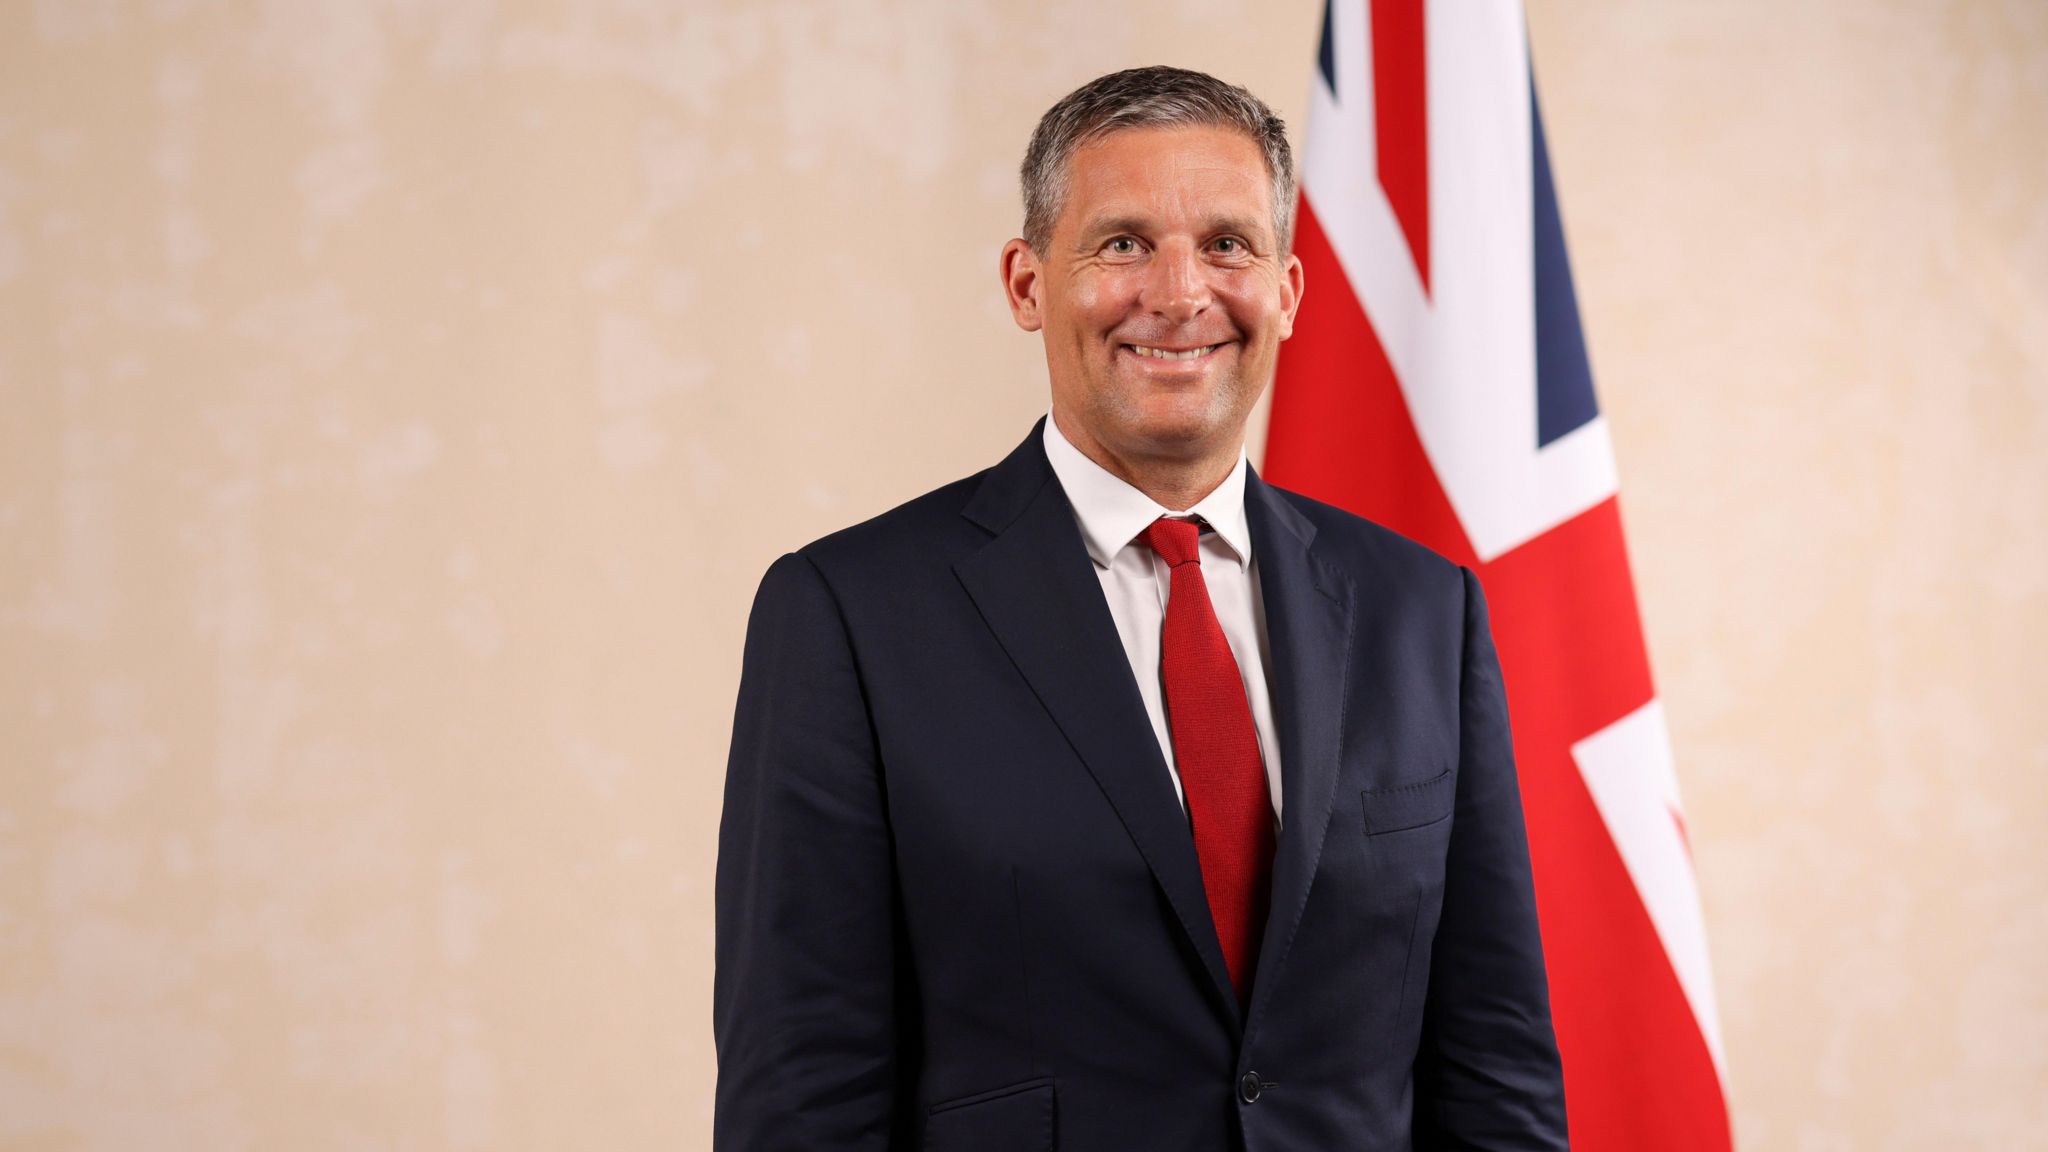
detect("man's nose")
[1141,239,1211,325]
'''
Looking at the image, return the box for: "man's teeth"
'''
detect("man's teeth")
[1128,344,1216,360]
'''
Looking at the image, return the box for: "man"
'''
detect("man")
[715,66,1567,1150]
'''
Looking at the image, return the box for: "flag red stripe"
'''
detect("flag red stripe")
[1371,0,1431,292]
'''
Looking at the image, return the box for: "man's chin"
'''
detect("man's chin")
[1110,399,1246,459]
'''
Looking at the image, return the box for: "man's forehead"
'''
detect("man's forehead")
[1068,123,1269,177]
[1062,126,1274,227]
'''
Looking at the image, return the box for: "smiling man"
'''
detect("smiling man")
[715,67,1567,1151]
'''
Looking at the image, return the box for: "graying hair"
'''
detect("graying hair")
[1020,65,1297,256]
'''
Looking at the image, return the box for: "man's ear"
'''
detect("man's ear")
[1000,238,1045,333]
[1276,250,1306,340]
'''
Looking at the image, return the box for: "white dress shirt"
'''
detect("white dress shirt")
[1042,413,1284,827]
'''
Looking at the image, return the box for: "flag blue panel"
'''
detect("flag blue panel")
[1318,0,1337,97]
[1531,83,1600,448]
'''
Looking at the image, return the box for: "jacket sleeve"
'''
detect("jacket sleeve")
[714,552,906,1150]
[1414,566,1570,1150]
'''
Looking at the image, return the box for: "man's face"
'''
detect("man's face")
[1002,124,1304,469]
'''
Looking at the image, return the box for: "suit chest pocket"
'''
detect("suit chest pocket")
[1361,768,1455,835]
[1360,768,1456,891]
[922,1076,1057,1152]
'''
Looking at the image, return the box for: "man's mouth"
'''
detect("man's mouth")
[1122,343,1224,361]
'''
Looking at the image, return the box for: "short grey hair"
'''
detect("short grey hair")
[1020,65,1297,256]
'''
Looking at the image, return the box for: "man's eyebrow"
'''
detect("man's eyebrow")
[1073,215,1153,245]
[1201,214,1271,243]
[1073,213,1273,248]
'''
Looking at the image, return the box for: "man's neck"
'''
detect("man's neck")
[1051,408,1242,513]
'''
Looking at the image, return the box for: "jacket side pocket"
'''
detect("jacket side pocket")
[923,1076,1056,1152]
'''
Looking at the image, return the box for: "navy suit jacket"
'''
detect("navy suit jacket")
[714,421,1567,1151]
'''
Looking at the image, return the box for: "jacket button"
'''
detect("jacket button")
[1239,1071,1262,1103]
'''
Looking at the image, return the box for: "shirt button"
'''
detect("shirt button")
[1239,1071,1263,1103]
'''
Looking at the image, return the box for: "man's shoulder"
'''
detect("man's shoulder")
[791,465,1013,581]
[788,423,1052,577]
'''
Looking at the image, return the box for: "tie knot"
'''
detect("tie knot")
[1141,516,1204,568]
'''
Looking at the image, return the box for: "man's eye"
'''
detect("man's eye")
[1213,237,1244,255]
[1106,237,1139,255]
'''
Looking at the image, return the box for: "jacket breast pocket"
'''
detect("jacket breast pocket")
[1361,768,1455,835]
[922,1076,1056,1152]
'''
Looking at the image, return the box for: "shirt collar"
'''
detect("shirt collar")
[1041,410,1252,571]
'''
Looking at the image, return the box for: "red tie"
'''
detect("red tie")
[1141,516,1276,1006]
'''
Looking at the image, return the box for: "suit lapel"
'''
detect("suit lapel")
[1241,467,1357,1038]
[954,425,1245,1034]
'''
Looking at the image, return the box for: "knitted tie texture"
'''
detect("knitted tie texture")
[1141,516,1276,1005]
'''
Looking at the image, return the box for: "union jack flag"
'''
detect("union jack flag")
[1264,2,1733,1146]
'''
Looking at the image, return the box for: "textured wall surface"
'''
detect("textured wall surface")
[1,2,2042,1149]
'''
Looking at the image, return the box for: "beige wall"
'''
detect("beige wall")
[1,2,2041,1148]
